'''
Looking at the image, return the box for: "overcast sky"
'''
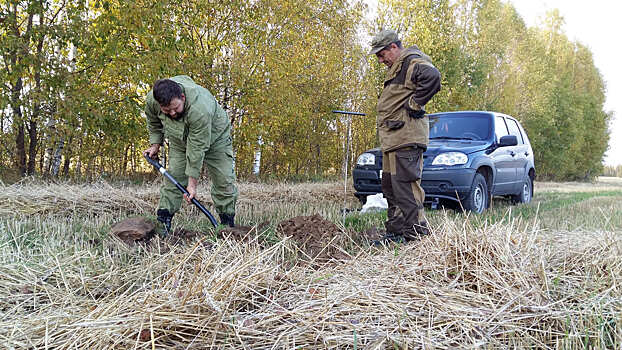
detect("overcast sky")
[508,0,622,166]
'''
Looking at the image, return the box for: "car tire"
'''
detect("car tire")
[511,175,533,204]
[462,173,489,214]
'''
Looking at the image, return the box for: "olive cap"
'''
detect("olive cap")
[369,29,399,55]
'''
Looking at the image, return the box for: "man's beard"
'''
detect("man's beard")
[166,110,185,119]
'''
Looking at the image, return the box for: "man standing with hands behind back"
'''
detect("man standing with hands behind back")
[143,75,238,234]
[370,29,441,244]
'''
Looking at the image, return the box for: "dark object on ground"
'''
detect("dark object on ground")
[144,154,219,227]
[157,208,174,236]
[371,230,429,246]
[353,111,535,213]
[219,213,235,227]
[111,217,156,244]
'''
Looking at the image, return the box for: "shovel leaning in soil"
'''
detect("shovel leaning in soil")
[144,154,219,228]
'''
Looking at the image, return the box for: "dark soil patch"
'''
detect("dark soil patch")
[111,216,268,247]
[111,215,355,264]
[110,217,209,248]
[165,228,208,244]
[276,214,349,263]
[110,217,156,244]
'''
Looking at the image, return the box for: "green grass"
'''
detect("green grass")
[339,189,622,248]
[344,210,387,232]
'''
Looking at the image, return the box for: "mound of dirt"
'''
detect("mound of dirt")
[277,214,348,262]
[110,217,156,244]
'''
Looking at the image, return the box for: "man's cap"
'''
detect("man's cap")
[369,29,399,55]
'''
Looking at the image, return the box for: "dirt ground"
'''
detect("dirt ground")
[110,214,358,263]
[276,214,349,262]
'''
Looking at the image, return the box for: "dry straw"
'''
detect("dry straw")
[0,181,620,348]
[0,180,353,219]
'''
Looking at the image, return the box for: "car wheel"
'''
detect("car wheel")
[512,176,533,204]
[462,173,489,214]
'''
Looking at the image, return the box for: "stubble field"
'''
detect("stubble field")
[1,177,621,349]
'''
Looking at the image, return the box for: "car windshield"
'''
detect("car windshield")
[429,114,491,141]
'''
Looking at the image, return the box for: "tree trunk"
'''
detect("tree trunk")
[8,5,34,177]
[75,137,83,178]
[27,23,45,176]
[62,155,70,177]
[86,156,94,181]
[121,145,129,176]
[15,122,26,176]
[61,136,72,177]
[27,120,37,175]
[52,137,65,177]
[44,137,53,175]
[38,142,45,175]
[11,77,26,176]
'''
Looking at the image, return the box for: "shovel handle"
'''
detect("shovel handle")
[145,154,219,227]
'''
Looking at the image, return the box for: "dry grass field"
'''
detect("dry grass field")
[0,177,620,349]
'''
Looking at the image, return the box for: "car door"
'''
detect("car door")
[505,118,528,191]
[517,121,535,170]
[490,116,516,195]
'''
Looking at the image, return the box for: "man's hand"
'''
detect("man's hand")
[184,177,198,203]
[143,144,161,158]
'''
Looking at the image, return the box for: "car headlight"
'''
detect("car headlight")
[432,152,468,166]
[356,152,376,166]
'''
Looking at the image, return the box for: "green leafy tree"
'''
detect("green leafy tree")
[0,0,87,176]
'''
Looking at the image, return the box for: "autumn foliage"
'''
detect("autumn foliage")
[0,0,610,181]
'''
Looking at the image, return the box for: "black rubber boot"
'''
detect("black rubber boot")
[156,209,174,237]
[219,213,235,227]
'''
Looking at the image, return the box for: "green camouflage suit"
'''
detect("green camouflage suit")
[145,75,238,216]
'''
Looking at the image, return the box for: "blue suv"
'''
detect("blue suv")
[353,111,536,213]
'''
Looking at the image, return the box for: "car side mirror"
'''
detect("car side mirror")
[499,135,518,147]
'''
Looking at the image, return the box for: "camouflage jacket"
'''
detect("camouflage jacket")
[377,46,441,152]
[145,75,231,179]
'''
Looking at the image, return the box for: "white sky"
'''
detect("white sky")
[508,0,622,166]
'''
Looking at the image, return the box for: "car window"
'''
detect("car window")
[429,114,491,140]
[495,116,509,142]
[517,122,531,146]
[506,119,524,144]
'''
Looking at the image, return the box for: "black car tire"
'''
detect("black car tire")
[462,173,489,214]
[511,175,533,204]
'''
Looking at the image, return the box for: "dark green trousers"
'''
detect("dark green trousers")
[158,138,238,216]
